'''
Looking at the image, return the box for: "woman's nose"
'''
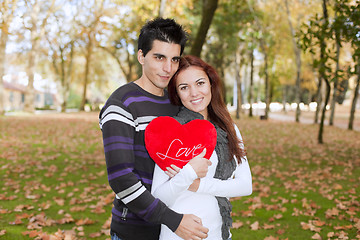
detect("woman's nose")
[189,86,198,96]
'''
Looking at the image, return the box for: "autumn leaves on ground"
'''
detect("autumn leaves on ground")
[0,112,359,240]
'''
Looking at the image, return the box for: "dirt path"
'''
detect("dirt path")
[248,105,360,132]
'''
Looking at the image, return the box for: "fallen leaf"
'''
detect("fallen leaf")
[89,232,102,238]
[250,221,260,230]
[75,218,96,226]
[232,221,243,229]
[311,233,322,239]
[263,223,275,229]
[264,236,279,240]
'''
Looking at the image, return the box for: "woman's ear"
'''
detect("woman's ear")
[138,50,145,65]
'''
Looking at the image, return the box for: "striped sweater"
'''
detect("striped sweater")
[99,82,181,240]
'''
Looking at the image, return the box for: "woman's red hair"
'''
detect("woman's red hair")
[168,55,246,163]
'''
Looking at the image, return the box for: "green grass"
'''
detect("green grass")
[0,112,359,239]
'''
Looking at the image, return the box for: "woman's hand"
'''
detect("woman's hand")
[165,164,181,178]
[188,178,200,192]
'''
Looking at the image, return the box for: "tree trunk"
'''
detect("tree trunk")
[0,24,8,115]
[190,0,218,57]
[314,76,322,124]
[284,0,301,122]
[158,0,166,17]
[57,42,74,113]
[1,0,18,115]
[235,50,243,119]
[318,79,330,144]
[318,0,329,144]
[24,4,40,113]
[330,26,341,126]
[24,0,53,113]
[282,85,288,113]
[249,50,254,117]
[80,34,93,111]
[348,63,360,130]
[264,52,270,120]
[63,42,74,112]
[295,70,301,122]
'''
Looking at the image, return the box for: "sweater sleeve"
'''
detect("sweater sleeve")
[197,125,252,198]
[100,101,182,231]
[152,164,198,206]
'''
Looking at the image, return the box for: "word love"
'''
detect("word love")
[156,138,205,162]
[145,116,217,171]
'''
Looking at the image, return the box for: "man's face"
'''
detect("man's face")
[139,40,181,96]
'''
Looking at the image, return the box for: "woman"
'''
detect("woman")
[151,55,252,240]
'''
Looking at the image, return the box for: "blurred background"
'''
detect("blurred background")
[0,0,359,130]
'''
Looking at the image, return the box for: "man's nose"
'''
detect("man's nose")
[163,60,172,73]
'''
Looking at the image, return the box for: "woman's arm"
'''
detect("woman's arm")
[196,125,252,198]
[151,163,198,206]
[196,158,252,197]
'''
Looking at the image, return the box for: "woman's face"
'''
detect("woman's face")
[175,66,212,120]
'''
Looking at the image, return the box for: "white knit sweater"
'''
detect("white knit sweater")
[151,125,252,240]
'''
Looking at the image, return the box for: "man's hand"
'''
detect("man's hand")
[175,214,209,240]
[188,149,211,178]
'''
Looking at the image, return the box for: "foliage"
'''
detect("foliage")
[0,113,359,239]
[66,88,82,109]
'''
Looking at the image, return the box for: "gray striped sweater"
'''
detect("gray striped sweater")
[99,82,181,240]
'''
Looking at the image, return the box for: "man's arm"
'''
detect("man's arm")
[99,102,181,231]
[175,215,209,240]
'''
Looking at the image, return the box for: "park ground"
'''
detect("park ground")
[0,110,359,240]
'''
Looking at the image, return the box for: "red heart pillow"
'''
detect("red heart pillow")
[145,116,217,172]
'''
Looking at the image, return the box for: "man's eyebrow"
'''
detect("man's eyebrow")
[153,53,166,58]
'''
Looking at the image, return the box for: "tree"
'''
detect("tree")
[329,9,342,126]
[284,0,302,122]
[247,0,271,119]
[299,0,332,143]
[0,0,18,115]
[342,0,360,130]
[235,45,245,119]
[249,48,255,117]
[22,0,56,113]
[76,0,115,111]
[317,0,331,144]
[100,12,140,83]
[190,0,218,57]
[47,9,77,112]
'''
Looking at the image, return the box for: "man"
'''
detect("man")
[99,18,210,240]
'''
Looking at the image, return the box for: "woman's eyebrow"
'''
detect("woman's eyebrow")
[177,83,188,87]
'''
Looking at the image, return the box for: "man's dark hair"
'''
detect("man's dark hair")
[138,18,188,56]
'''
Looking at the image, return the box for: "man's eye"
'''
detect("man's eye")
[156,56,164,60]
[172,58,180,63]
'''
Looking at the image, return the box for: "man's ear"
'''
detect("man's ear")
[138,50,145,65]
